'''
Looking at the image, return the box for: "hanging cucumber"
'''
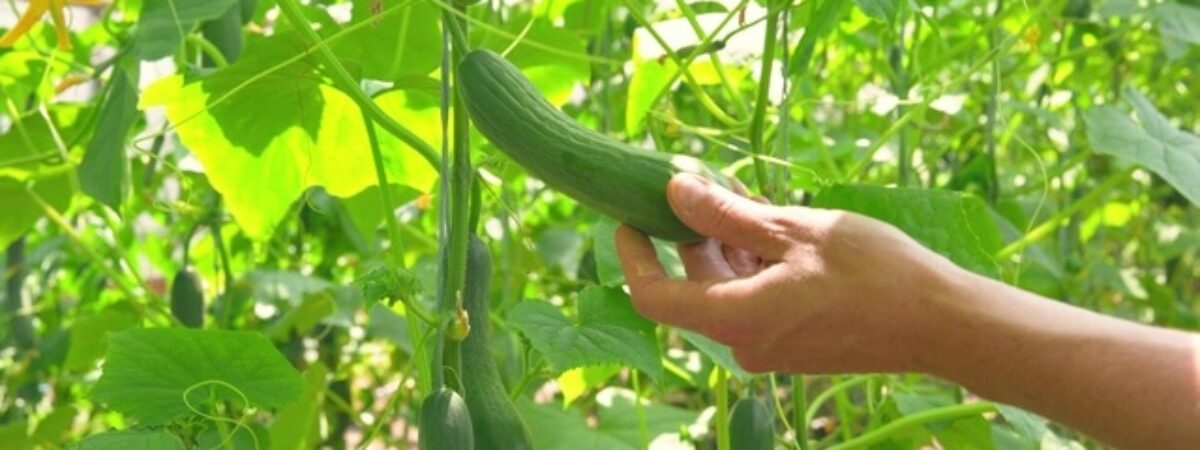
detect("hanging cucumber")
[457,49,732,242]
[729,397,774,450]
[460,236,534,449]
[418,388,475,450]
[170,268,205,328]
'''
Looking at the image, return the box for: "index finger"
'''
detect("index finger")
[615,226,735,332]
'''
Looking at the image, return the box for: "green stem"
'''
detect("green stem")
[825,402,997,450]
[715,368,731,450]
[275,0,439,168]
[804,375,869,425]
[995,167,1133,260]
[633,370,650,449]
[185,34,230,69]
[984,0,1003,203]
[792,376,808,450]
[749,0,784,201]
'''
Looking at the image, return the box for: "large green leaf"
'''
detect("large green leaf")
[141,34,436,239]
[812,185,1004,277]
[335,0,441,80]
[268,362,327,450]
[509,286,662,378]
[92,328,304,425]
[80,61,140,210]
[64,307,139,372]
[1085,88,1200,207]
[134,0,239,59]
[69,430,185,450]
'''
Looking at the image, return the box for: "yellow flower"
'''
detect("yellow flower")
[0,0,106,51]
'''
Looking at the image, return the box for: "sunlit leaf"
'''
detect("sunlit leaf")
[141,34,436,239]
[336,0,441,80]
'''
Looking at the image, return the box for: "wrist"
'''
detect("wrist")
[906,259,989,378]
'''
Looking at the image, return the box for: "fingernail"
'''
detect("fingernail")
[671,174,710,215]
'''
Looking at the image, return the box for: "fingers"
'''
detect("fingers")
[668,174,791,260]
[616,226,736,332]
[678,239,736,281]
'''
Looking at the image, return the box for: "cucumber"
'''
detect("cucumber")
[170,268,205,328]
[729,397,774,450]
[457,49,731,242]
[418,388,475,450]
[461,236,534,449]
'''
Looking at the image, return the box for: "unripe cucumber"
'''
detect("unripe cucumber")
[461,236,534,449]
[729,397,774,450]
[418,388,474,450]
[457,49,730,242]
[170,268,204,328]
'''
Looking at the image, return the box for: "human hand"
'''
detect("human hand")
[615,174,966,374]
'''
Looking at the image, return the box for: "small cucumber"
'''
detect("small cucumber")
[729,397,774,450]
[457,49,731,242]
[461,236,534,449]
[170,268,205,328]
[418,388,475,450]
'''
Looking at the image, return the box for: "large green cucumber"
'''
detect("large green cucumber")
[418,388,475,450]
[457,49,730,242]
[461,236,534,449]
[729,397,774,450]
[170,268,204,328]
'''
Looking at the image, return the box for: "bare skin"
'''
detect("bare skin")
[615,173,1200,450]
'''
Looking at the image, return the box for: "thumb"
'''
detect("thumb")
[667,174,790,260]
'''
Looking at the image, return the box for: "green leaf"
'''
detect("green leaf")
[141,34,435,239]
[32,406,78,447]
[80,61,140,210]
[1085,88,1200,207]
[1154,3,1200,46]
[92,328,304,425]
[64,307,139,372]
[69,429,185,450]
[335,0,440,80]
[790,0,849,77]
[854,0,902,23]
[0,51,51,106]
[516,400,636,450]
[134,0,240,59]
[677,329,752,381]
[0,420,31,450]
[811,185,1004,277]
[509,286,662,378]
[268,362,327,450]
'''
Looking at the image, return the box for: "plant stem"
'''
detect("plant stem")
[825,402,997,450]
[792,376,808,450]
[984,0,1003,203]
[750,0,784,202]
[633,370,650,449]
[715,367,731,450]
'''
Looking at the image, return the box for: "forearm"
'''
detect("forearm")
[919,268,1200,450]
